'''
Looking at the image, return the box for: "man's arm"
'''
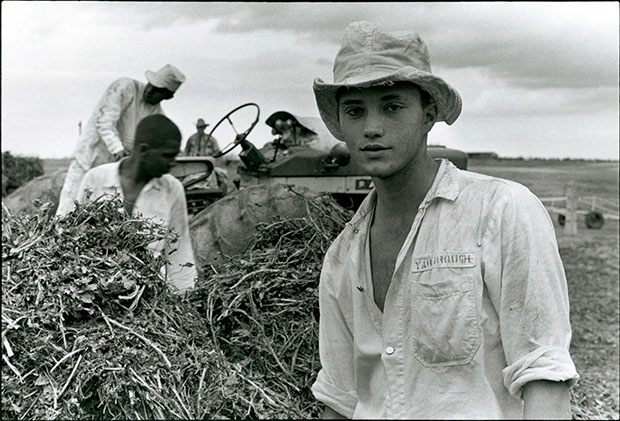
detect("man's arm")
[209,136,221,154]
[483,184,578,410]
[523,380,571,419]
[311,254,358,418]
[93,78,136,155]
[182,135,195,157]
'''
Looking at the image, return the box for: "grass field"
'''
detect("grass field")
[39,157,619,418]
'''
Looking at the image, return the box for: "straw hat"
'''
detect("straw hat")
[313,21,462,141]
[145,64,186,92]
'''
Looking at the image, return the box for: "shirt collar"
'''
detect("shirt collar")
[348,159,462,229]
[102,159,164,191]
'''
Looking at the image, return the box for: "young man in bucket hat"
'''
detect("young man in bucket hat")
[56,64,185,216]
[311,21,578,419]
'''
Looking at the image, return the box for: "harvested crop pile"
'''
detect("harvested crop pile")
[1,197,227,419]
[189,193,354,419]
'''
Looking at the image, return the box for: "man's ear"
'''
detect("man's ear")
[136,143,149,155]
[423,102,438,133]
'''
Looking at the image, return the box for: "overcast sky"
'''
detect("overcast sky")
[2,1,618,160]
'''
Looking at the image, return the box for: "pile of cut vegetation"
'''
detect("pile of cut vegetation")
[1,197,229,419]
[189,193,353,418]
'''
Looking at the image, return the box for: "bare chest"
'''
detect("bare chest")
[370,222,415,312]
[120,180,145,215]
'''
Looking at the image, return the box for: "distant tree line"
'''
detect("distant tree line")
[2,151,44,197]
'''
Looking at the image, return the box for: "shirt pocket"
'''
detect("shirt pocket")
[410,275,481,367]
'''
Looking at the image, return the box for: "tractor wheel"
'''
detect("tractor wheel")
[189,184,316,270]
[585,211,604,229]
[2,169,66,215]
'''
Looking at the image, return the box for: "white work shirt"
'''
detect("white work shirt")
[312,159,579,419]
[72,78,163,170]
[76,161,197,295]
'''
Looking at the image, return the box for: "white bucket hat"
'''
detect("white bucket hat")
[145,64,186,92]
[313,21,462,141]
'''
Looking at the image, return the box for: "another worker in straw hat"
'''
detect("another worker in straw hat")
[311,22,578,419]
[56,64,186,216]
[183,118,221,157]
[75,114,197,295]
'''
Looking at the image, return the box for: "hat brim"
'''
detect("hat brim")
[313,67,462,141]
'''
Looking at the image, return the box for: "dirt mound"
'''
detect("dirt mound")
[2,169,66,215]
[190,183,317,269]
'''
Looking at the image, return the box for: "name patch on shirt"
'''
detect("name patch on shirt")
[412,252,476,272]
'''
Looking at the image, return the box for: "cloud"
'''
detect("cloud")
[1,2,617,160]
[210,2,619,91]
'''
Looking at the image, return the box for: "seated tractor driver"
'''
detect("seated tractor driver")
[262,111,341,158]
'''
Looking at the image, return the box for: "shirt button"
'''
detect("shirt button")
[385,346,395,355]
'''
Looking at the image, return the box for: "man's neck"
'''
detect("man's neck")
[118,157,152,215]
[119,157,153,186]
[372,153,440,223]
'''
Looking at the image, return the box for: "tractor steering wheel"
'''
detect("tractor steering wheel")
[209,103,260,158]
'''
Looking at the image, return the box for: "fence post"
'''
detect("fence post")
[564,181,578,235]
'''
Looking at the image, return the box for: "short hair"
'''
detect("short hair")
[134,114,181,149]
[336,81,434,107]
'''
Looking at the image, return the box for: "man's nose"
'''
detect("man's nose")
[363,112,385,139]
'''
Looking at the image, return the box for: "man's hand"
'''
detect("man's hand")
[113,149,130,161]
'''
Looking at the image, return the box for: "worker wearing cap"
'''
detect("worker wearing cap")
[182,118,221,157]
[56,64,186,216]
[311,22,578,419]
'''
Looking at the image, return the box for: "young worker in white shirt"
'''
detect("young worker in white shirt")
[75,114,197,295]
[311,21,578,419]
[56,64,186,216]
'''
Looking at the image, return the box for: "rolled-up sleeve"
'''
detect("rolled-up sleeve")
[93,79,136,155]
[164,180,197,295]
[312,253,358,418]
[486,184,579,399]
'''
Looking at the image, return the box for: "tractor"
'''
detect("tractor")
[172,102,469,215]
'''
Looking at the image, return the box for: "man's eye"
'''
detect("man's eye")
[344,107,364,118]
[385,104,404,112]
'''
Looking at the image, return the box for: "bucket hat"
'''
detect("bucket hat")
[313,21,462,141]
[145,64,186,92]
[195,118,209,128]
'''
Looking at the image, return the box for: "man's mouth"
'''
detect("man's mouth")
[360,144,390,152]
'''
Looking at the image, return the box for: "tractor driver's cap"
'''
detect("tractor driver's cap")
[145,64,186,93]
[313,21,462,141]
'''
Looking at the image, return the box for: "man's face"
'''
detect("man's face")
[338,83,435,179]
[197,125,206,134]
[140,140,180,178]
[143,84,174,105]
